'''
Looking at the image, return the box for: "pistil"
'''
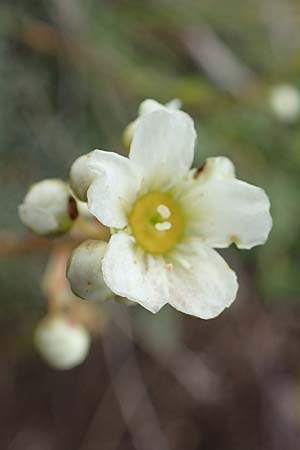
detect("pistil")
[128,191,185,255]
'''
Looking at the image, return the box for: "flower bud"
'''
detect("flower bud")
[122,98,182,150]
[35,315,90,369]
[67,240,114,302]
[195,157,235,182]
[69,153,95,201]
[122,120,137,151]
[19,179,78,236]
[269,84,300,123]
[138,98,181,115]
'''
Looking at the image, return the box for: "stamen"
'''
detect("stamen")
[157,204,171,219]
[155,221,172,231]
[176,256,191,270]
[128,192,184,254]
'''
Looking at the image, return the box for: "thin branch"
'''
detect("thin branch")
[0,231,53,257]
[182,25,256,96]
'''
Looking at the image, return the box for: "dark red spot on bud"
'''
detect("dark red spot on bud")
[194,162,206,179]
[68,196,78,220]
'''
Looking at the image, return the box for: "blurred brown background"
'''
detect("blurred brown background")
[0,1,300,449]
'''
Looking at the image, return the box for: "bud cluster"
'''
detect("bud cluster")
[18,99,187,368]
[19,161,115,369]
[20,97,249,369]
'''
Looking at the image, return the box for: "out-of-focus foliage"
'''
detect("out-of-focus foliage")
[0,0,299,313]
[1,2,300,450]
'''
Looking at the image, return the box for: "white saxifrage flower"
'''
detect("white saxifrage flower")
[19,179,78,236]
[35,315,90,369]
[75,109,272,319]
[123,98,181,148]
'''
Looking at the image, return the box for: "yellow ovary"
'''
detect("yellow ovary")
[128,192,185,255]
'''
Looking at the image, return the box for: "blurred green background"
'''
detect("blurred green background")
[0,1,300,449]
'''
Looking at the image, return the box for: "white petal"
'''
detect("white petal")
[168,241,238,319]
[102,233,169,313]
[185,179,272,249]
[129,110,196,189]
[195,156,235,183]
[87,150,141,228]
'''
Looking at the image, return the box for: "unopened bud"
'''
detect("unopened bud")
[69,153,95,201]
[122,98,182,150]
[138,98,181,115]
[67,240,114,302]
[35,315,90,370]
[269,84,300,123]
[122,120,137,151]
[195,157,235,182]
[19,179,78,236]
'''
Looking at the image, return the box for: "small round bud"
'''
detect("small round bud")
[122,120,137,151]
[138,98,181,115]
[269,84,300,123]
[195,157,235,182]
[19,179,77,236]
[69,153,95,201]
[35,315,90,370]
[67,240,114,302]
[122,98,182,150]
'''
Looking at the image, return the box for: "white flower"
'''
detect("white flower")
[81,109,272,319]
[19,179,78,236]
[70,99,182,198]
[123,98,181,149]
[269,84,300,123]
[67,240,114,302]
[35,315,90,369]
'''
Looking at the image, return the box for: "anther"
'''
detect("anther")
[157,204,171,219]
[155,221,172,231]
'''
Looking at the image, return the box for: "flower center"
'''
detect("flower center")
[128,192,185,255]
